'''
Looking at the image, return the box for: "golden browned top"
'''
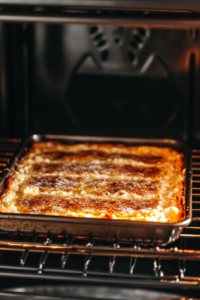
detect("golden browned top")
[0,141,185,223]
[27,176,158,196]
[15,195,159,218]
[37,150,164,164]
[32,162,160,178]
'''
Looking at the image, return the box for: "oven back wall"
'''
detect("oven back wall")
[1,24,200,142]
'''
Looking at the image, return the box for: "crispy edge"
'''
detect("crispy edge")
[22,141,62,161]
[173,153,185,221]
[0,173,17,200]
[21,142,180,160]
[0,172,18,212]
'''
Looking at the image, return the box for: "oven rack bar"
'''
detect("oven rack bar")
[0,0,200,13]
[0,5,198,29]
[0,139,200,289]
[0,12,199,29]
[0,242,200,260]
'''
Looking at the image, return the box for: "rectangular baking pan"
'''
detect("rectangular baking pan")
[0,134,192,245]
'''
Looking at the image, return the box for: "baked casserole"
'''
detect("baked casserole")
[0,142,185,223]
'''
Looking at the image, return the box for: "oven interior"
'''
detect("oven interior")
[0,1,200,298]
[1,23,199,142]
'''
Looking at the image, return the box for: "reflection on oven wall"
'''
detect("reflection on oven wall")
[0,24,200,142]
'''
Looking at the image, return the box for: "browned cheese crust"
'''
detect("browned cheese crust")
[0,142,185,222]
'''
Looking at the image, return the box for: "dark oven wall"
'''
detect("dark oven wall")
[0,23,200,143]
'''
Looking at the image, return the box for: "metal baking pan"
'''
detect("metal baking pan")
[0,134,192,245]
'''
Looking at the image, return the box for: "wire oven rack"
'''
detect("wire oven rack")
[0,138,200,290]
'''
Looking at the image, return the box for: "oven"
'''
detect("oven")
[0,1,200,299]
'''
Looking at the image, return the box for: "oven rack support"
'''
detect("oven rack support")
[0,6,198,29]
[0,139,200,290]
[0,0,200,13]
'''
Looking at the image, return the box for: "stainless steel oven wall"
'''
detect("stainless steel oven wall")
[1,24,200,142]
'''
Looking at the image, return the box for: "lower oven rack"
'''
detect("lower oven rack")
[0,139,200,290]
